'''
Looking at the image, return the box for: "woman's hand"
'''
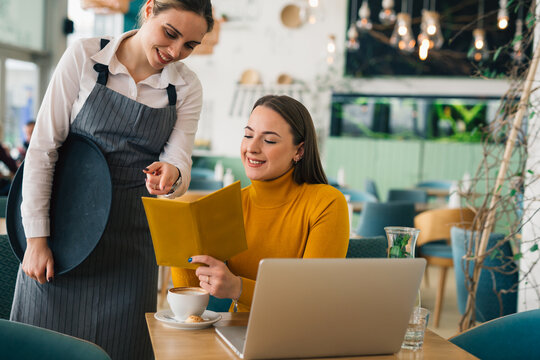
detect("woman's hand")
[143,161,180,195]
[22,237,54,284]
[190,255,242,299]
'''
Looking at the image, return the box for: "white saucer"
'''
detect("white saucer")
[154,310,222,330]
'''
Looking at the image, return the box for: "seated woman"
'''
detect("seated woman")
[172,95,349,311]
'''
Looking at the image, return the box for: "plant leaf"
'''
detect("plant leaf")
[531,244,539,252]
[514,253,523,260]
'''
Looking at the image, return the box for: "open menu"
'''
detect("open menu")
[142,181,247,269]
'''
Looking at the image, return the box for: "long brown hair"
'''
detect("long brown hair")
[252,95,328,185]
[138,0,214,32]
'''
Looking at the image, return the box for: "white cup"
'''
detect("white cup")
[167,287,209,321]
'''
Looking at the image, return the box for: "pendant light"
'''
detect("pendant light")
[417,0,443,54]
[512,5,525,63]
[468,0,488,62]
[379,0,397,25]
[390,0,415,53]
[356,1,373,31]
[497,0,509,30]
[327,34,337,64]
[347,0,360,50]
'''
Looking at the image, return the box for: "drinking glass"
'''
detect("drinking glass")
[384,226,420,258]
[401,307,430,350]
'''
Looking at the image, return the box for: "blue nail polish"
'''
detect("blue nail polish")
[188,257,192,263]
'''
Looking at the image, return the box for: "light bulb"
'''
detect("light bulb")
[419,42,429,60]
[308,0,319,8]
[475,39,484,50]
[327,34,336,53]
[398,25,407,36]
[498,17,508,30]
[379,0,396,25]
[390,13,415,53]
[356,1,373,31]
[427,24,436,35]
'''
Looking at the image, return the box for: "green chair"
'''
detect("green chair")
[0,234,19,319]
[0,319,112,360]
[449,309,540,360]
[346,236,387,258]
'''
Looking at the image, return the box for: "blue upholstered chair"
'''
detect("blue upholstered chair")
[0,319,112,360]
[191,167,215,180]
[188,179,223,191]
[415,180,453,190]
[364,178,380,201]
[0,234,19,319]
[0,195,7,217]
[337,187,378,203]
[346,236,387,258]
[451,227,517,323]
[414,208,476,327]
[356,202,415,237]
[449,309,540,360]
[387,189,428,203]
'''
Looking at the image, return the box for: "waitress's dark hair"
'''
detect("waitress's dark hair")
[139,0,214,32]
[251,95,328,185]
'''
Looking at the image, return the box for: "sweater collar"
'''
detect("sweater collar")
[248,168,301,207]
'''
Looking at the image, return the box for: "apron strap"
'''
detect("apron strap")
[93,39,111,86]
[166,84,177,106]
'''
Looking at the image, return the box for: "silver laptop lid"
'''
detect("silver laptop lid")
[242,258,426,359]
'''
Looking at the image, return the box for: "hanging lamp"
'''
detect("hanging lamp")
[468,0,489,62]
[512,5,525,63]
[390,0,415,53]
[379,0,397,25]
[497,0,509,30]
[417,0,443,53]
[356,1,373,31]
[346,0,360,50]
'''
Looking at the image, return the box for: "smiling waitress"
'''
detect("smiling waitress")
[9,1,213,359]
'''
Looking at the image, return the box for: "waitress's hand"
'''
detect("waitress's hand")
[22,237,54,284]
[190,255,242,300]
[143,161,180,195]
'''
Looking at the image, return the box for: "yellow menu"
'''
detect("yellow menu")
[142,181,247,269]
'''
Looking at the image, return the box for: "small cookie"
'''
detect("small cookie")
[184,315,205,323]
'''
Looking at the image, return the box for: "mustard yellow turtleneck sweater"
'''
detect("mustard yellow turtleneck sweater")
[171,168,349,311]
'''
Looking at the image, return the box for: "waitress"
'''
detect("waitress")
[10,1,213,359]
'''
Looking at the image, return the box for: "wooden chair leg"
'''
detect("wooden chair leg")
[433,266,448,328]
[424,265,430,287]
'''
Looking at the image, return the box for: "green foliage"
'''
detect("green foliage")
[388,234,411,258]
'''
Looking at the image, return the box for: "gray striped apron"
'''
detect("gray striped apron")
[10,39,178,360]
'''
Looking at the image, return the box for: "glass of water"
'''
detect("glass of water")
[401,307,430,350]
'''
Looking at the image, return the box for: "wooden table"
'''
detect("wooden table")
[146,312,478,360]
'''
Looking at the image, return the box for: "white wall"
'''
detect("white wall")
[183,0,348,156]
[520,3,540,311]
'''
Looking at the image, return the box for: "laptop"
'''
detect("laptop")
[215,258,426,359]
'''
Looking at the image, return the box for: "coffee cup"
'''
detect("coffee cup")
[167,287,209,321]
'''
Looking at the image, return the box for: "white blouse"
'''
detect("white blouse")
[22,30,202,238]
